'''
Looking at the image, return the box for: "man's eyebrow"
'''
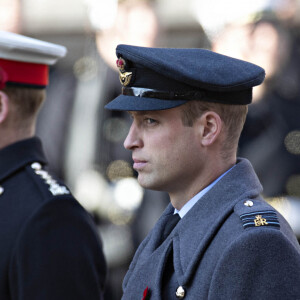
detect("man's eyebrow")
[127,111,151,117]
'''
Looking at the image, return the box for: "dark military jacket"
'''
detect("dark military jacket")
[122,158,300,299]
[0,137,106,299]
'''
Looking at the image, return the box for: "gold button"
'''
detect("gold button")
[0,186,4,196]
[244,200,253,207]
[31,162,42,170]
[176,286,185,299]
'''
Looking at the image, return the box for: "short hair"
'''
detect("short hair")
[3,86,46,128]
[181,100,248,159]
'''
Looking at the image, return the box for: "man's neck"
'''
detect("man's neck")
[0,127,35,150]
[169,156,236,210]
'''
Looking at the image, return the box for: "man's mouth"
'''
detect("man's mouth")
[133,159,147,170]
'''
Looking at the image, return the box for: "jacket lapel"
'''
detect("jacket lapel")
[122,204,175,289]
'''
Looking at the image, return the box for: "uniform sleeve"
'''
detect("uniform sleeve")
[8,196,106,300]
[208,228,300,300]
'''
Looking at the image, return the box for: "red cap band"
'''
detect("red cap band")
[0,58,48,87]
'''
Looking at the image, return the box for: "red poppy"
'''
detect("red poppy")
[142,286,150,300]
[116,58,125,70]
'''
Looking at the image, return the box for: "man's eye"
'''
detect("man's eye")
[145,118,157,124]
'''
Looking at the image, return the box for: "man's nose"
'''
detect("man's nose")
[124,123,143,150]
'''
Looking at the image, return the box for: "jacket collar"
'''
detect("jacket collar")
[172,158,263,286]
[0,137,47,181]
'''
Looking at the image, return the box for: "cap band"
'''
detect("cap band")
[0,58,48,87]
[123,87,204,100]
[122,86,252,105]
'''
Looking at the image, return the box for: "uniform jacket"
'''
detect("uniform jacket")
[122,158,300,299]
[0,137,106,299]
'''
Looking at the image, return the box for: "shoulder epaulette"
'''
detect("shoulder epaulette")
[234,198,280,230]
[30,162,70,196]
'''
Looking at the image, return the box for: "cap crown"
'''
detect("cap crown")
[116,44,265,92]
[105,44,265,111]
[0,31,67,88]
[0,31,66,65]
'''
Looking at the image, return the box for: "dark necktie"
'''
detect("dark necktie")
[162,213,181,241]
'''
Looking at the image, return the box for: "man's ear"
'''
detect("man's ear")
[0,91,9,124]
[198,111,223,146]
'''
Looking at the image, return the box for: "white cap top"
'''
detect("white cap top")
[0,31,67,65]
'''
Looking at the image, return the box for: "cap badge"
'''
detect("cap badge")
[116,57,132,86]
[116,58,125,70]
[0,67,8,89]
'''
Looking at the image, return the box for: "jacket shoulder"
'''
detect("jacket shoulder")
[234,198,280,230]
[9,193,107,299]
[27,162,71,198]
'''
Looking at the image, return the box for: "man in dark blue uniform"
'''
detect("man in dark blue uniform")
[0,31,106,299]
[105,44,300,299]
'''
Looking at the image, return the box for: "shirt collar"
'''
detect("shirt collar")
[175,165,235,218]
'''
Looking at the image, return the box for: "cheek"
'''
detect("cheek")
[145,136,178,172]
[165,134,195,165]
[173,134,200,165]
[146,127,198,166]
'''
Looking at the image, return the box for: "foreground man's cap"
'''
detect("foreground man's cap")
[0,31,67,89]
[105,44,265,111]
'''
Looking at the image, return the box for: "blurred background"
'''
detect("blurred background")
[1,0,300,298]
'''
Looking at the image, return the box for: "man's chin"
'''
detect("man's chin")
[137,178,152,189]
[137,176,165,191]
